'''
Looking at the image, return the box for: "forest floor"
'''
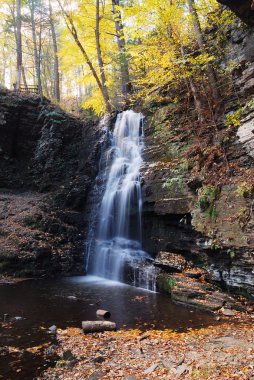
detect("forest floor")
[39,312,254,380]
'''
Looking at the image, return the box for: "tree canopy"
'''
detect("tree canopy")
[0,0,240,116]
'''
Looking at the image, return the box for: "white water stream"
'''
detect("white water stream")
[87,110,156,291]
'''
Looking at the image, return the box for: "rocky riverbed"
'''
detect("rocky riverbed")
[39,312,254,380]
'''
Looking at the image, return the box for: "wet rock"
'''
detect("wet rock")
[157,273,238,312]
[45,344,57,356]
[3,313,10,322]
[12,316,24,321]
[0,346,9,356]
[48,325,57,333]
[67,295,78,300]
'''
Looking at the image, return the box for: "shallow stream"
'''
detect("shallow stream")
[0,276,217,379]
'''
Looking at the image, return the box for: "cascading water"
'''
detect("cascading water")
[86,110,157,291]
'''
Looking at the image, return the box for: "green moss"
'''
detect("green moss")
[167,277,177,289]
[227,249,235,259]
[235,183,253,198]
[226,109,242,128]
[211,239,220,251]
[55,360,66,368]
[179,159,189,172]
[157,274,177,294]
[197,185,220,221]
[163,176,184,194]
[225,97,254,129]
[163,166,187,195]
[192,366,213,379]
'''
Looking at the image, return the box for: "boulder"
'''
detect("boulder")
[157,273,239,312]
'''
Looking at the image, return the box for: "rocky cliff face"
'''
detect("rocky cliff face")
[0,89,101,277]
[218,0,254,26]
[141,26,254,301]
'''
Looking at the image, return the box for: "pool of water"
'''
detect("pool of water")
[0,276,217,379]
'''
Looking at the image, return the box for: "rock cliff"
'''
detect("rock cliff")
[0,89,101,277]
[141,25,254,301]
[218,0,254,26]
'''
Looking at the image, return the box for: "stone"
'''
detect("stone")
[93,356,105,364]
[88,370,104,380]
[48,325,57,333]
[157,273,239,312]
[3,314,10,322]
[0,346,9,356]
[184,268,207,279]
[67,295,78,300]
[174,364,189,377]
[154,197,193,215]
[143,363,159,374]
[13,316,24,321]
[242,65,254,82]
[46,345,57,356]
[154,251,188,272]
[221,308,236,317]
[62,350,75,361]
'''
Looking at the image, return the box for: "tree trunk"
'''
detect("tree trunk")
[49,0,60,102]
[187,0,220,102]
[96,309,111,318]
[112,0,131,98]
[21,66,28,90]
[29,0,43,97]
[16,0,22,89]
[82,321,116,333]
[180,45,206,124]
[57,0,112,112]
[95,0,111,111]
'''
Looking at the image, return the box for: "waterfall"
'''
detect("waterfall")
[86,110,157,291]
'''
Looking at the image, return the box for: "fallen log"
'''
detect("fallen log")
[96,309,111,318]
[82,321,116,333]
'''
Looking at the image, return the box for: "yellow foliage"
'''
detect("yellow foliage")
[0,0,238,114]
[82,87,106,116]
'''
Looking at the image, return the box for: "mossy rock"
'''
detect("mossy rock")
[157,274,177,294]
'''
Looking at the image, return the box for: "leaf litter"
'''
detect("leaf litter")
[38,312,254,380]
